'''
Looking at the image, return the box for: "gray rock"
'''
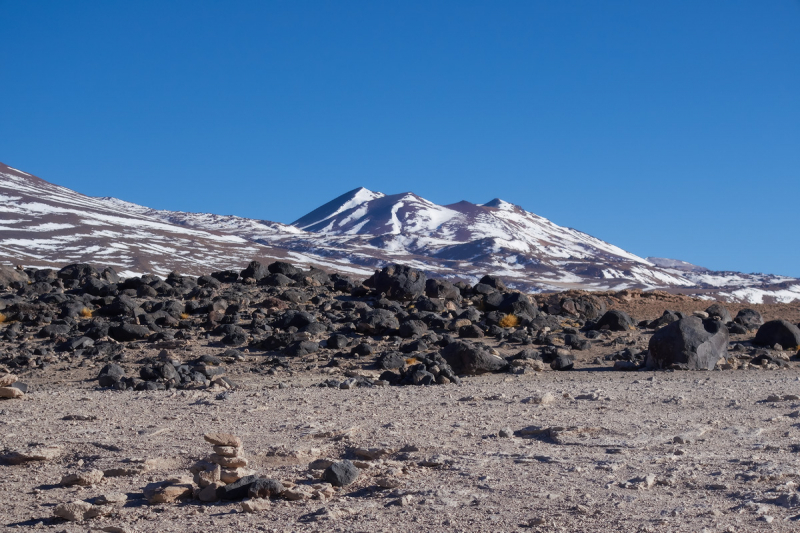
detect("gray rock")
[595,310,635,331]
[648,317,729,370]
[734,308,763,330]
[705,303,732,323]
[323,460,360,487]
[248,477,285,499]
[754,320,800,350]
[441,341,509,375]
[370,264,426,301]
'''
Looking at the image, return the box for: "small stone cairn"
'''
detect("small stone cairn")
[191,432,254,501]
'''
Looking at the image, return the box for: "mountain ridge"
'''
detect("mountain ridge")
[1,161,799,303]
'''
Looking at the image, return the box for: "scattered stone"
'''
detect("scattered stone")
[323,460,360,487]
[53,500,101,521]
[61,469,104,486]
[2,444,63,464]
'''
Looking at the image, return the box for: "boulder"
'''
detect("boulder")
[594,310,635,331]
[284,340,320,357]
[268,261,300,277]
[649,310,681,329]
[498,293,538,319]
[425,279,461,301]
[705,303,732,323]
[479,274,506,291]
[441,341,509,375]
[370,264,426,301]
[648,317,729,370]
[0,265,28,289]
[109,323,151,342]
[97,363,125,387]
[754,320,800,350]
[323,460,360,487]
[357,308,400,334]
[734,308,763,330]
[456,324,483,339]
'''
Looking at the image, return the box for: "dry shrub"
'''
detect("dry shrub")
[180,313,190,320]
[80,308,93,318]
[405,358,419,365]
[499,314,520,328]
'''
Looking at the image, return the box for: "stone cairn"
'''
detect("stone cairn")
[191,432,254,502]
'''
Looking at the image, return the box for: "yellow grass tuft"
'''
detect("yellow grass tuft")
[499,314,520,328]
[405,358,419,365]
[0,312,6,323]
[180,313,190,320]
[80,308,93,318]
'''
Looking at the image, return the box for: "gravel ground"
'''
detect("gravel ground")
[3,365,800,532]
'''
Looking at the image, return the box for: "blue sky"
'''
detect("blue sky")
[2,1,799,276]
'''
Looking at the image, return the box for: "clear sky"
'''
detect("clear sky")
[2,1,799,276]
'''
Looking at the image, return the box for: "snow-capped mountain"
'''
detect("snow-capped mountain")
[2,163,799,303]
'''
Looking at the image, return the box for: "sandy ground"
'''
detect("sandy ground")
[3,350,800,532]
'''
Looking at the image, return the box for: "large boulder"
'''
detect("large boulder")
[734,309,763,330]
[58,263,98,280]
[561,295,606,320]
[648,317,729,370]
[754,320,800,350]
[425,279,461,301]
[369,265,426,301]
[594,310,635,331]
[441,341,508,375]
[240,261,269,281]
[268,261,299,277]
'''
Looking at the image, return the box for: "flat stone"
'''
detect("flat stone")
[0,386,24,399]
[95,492,127,505]
[203,432,242,447]
[2,444,62,464]
[144,482,193,504]
[212,445,242,457]
[53,500,97,521]
[209,453,248,468]
[241,498,270,513]
[283,485,312,500]
[61,469,104,486]
[220,466,254,484]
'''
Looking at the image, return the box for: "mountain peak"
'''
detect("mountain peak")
[483,198,514,209]
[292,187,384,230]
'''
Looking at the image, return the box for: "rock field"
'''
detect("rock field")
[2,260,800,532]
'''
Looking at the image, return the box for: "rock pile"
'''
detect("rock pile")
[0,259,797,389]
[141,433,364,512]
